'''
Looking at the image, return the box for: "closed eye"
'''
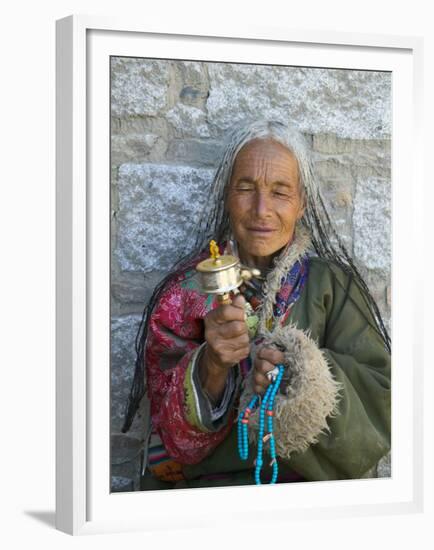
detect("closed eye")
[272,190,293,199]
[235,185,255,192]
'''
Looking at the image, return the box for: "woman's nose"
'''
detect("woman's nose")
[254,191,271,217]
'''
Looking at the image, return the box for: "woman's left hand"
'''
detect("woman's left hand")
[253,346,286,394]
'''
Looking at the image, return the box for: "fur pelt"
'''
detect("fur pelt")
[238,324,342,459]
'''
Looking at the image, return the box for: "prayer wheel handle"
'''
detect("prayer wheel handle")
[217,292,232,306]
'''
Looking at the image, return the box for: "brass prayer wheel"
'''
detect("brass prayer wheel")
[196,254,242,295]
[196,240,260,304]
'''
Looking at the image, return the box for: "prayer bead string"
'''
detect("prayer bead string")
[237,365,285,485]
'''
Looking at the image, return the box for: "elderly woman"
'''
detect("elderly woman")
[122,120,391,489]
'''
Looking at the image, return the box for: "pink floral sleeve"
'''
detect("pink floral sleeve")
[145,272,235,464]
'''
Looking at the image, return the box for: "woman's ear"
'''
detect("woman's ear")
[297,189,306,220]
[296,176,306,220]
[297,203,306,220]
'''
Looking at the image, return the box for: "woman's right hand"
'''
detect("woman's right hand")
[198,294,250,402]
[203,294,250,369]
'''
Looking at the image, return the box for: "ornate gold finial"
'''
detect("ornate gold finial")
[209,240,220,261]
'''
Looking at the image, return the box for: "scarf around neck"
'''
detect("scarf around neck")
[227,224,312,334]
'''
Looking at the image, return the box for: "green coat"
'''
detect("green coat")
[141,257,391,490]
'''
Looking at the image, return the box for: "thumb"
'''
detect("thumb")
[231,293,246,309]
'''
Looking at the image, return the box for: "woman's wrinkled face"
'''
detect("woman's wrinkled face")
[226,138,305,268]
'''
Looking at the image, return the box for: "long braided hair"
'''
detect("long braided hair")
[121,119,391,433]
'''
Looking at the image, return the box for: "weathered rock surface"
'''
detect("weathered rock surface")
[111,132,168,165]
[111,58,170,118]
[115,163,214,272]
[353,177,391,271]
[316,168,355,253]
[111,314,143,432]
[111,476,134,493]
[207,64,391,139]
[165,138,224,167]
[111,270,166,306]
[166,103,210,137]
[377,452,391,477]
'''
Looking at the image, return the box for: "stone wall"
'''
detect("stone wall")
[110,58,391,490]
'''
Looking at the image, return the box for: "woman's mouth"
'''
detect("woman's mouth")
[247,226,275,234]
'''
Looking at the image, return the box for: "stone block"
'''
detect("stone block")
[207,64,391,139]
[317,176,355,253]
[386,285,392,307]
[111,57,169,118]
[377,452,391,477]
[111,314,143,432]
[111,117,170,166]
[314,156,355,183]
[166,103,210,137]
[111,476,134,492]
[111,116,169,138]
[115,163,214,272]
[180,85,206,104]
[166,138,224,166]
[111,133,168,165]
[175,61,209,108]
[111,433,145,466]
[314,140,391,180]
[313,135,390,156]
[111,270,167,306]
[353,177,391,271]
[176,61,207,88]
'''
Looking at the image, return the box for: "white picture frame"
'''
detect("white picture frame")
[56,14,424,535]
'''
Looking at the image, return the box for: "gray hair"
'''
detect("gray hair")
[195,120,313,248]
[195,119,348,268]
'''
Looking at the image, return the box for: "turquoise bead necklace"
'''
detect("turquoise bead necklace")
[237,364,285,484]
